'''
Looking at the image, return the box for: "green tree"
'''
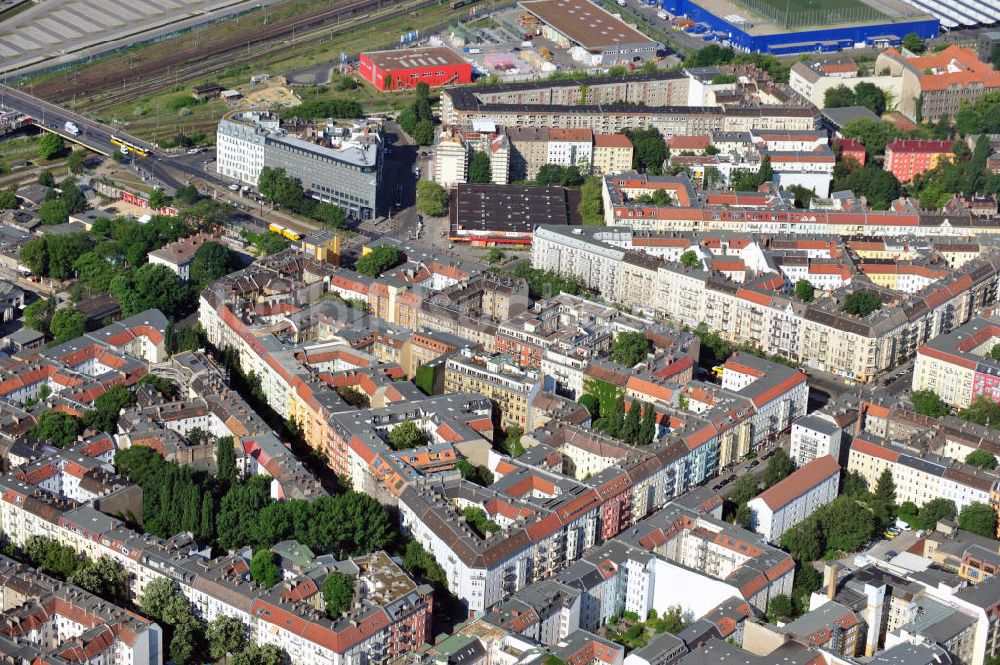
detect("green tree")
[232,644,285,665]
[911,389,950,417]
[388,421,426,450]
[991,43,1000,69]
[50,306,86,343]
[66,149,86,175]
[958,502,997,538]
[854,82,887,116]
[463,506,500,536]
[767,594,794,622]
[169,619,200,665]
[416,179,448,217]
[315,202,347,229]
[966,449,998,470]
[505,425,525,457]
[469,150,491,183]
[38,133,64,160]
[843,291,881,317]
[250,549,281,588]
[323,571,354,618]
[31,410,82,447]
[579,176,604,226]
[764,449,794,488]
[620,399,642,444]
[413,120,435,146]
[216,436,237,485]
[174,184,201,206]
[735,503,752,529]
[87,384,137,433]
[842,118,899,156]
[355,246,402,277]
[67,556,128,603]
[611,332,650,368]
[794,279,815,302]
[679,250,702,269]
[842,471,868,497]
[638,403,657,445]
[0,189,17,209]
[958,396,1000,427]
[38,170,56,187]
[918,497,956,530]
[729,475,759,506]
[625,126,668,175]
[38,199,70,225]
[110,263,185,317]
[874,468,897,527]
[207,615,247,663]
[24,297,55,333]
[598,395,625,439]
[486,248,504,264]
[824,84,856,108]
[902,32,926,53]
[190,241,233,287]
[140,577,193,626]
[820,496,876,552]
[781,519,823,562]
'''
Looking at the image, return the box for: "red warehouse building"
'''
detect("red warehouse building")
[359,47,472,90]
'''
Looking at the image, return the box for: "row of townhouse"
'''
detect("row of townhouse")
[847,433,998,514]
[396,430,691,614]
[0,554,162,665]
[0,309,169,409]
[599,172,1000,237]
[532,225,1000,381]
[198,249,501,476]
[441,86,818,139]
[0,463,433,665]
[913,314,1000,408]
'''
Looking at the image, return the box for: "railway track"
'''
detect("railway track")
[29,0,436,107]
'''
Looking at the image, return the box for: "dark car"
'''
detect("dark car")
[884,550,897,561]
[748,460,759,468]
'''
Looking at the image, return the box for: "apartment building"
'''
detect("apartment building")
[790,413,844,466]
[914,315,1000,408]
[0,555,163,665]
[444,349,542,430]
[217,111,382,218]
[434,132,468,188]
[592,134,634,176]
[148,231,217,282]
[532,224,1000,382]
[720,354,808,448]
[747,455,840,543]
[876,45,1000,122]
[885,140,955,183]
[547,128,593,171]
[848,434,995,512]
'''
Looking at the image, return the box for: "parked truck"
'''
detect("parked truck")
[64,121,80,136]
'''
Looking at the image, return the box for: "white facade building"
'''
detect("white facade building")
[790,414,843,466]
[747,455,840,543]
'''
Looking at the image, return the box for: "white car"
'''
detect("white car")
[228,184,240,191]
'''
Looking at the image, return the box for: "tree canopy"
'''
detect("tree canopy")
[958,502,997,538]
[323,572,354,618]
[958,396,1000,428]
[388,421,426,450]
[50,307,86,343]
[794,279,815,302]
[911,390,950,418]
[355,246,402,277]
[610,332,650,368]
[31,410,83,447]
[625,126,668,175]
[190,241,233,287]
[38,133,64,160]
[416,180,448,217]
[679,250,702,269]
[966,449,998,470]
[469,151,491,183]
[110,263,187,317]
[250,549,281,588]
[843,291,881,317]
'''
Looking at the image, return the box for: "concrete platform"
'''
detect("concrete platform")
[0,0,285,76]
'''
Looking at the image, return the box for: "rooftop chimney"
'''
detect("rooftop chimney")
[824,562,838,600]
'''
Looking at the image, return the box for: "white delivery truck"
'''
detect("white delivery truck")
[64,121,80,136]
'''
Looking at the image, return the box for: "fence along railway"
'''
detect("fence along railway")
[26,0,438,107]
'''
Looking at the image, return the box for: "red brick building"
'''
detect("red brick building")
[885,139,954,183]
[359,47,472,90]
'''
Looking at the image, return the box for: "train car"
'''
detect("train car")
[267,223,301,242]
[450,0,480,8]
[110,135,149,158]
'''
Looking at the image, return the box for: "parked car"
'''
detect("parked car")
[884,550,897,561]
